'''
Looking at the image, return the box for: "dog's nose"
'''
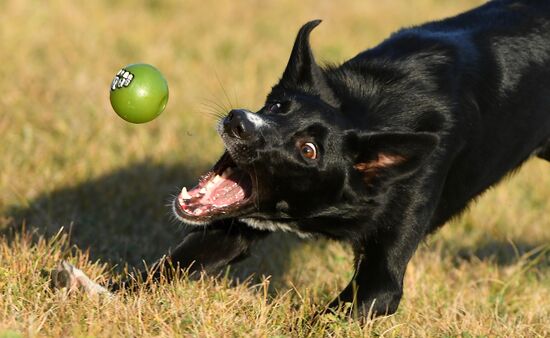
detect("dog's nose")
[223,109,255,140]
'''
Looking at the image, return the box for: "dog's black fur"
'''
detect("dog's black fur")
[120,0,550,317]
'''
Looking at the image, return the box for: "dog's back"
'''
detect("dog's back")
[431,0,550,228]
[345,0,550,228]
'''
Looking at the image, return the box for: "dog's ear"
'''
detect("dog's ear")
[279,20,339,106]
[346,132,439,183]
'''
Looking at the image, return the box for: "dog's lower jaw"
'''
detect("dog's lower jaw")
[174,195,315,238]
[239,217,313,239]
[172,200,210,226]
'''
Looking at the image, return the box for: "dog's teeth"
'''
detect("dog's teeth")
[178,195,184,205]
[181,187,191,200]
[193,209,202,215]
[199,188,207,195]
[213,175,222,183]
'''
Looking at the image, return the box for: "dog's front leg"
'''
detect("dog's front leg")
[52,220,270,293]
[109,219,270,291]
[329,225,423,318]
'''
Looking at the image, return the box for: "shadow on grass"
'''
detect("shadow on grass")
[7,159,544,290]
[451,240,550,270]
[3,160,302,285]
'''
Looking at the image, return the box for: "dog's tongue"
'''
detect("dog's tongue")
[178,167,250,215]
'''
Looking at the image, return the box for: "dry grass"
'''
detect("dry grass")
[1,0,549,336]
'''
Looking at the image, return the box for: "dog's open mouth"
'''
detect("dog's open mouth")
[174,152,253,222]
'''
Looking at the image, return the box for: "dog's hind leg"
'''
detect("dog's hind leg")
[536,138,550,161]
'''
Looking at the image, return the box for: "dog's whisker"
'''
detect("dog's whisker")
[200,98,229,115]
[202,111,224,122]
[214,71,236,111]
[199,104,227,121]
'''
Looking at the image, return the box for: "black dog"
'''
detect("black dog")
[57,0,550,318]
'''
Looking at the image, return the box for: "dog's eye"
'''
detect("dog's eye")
[300,142,318,160]
[267,102,281,113]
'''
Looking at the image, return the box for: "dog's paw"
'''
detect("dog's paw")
[50,260,110,296]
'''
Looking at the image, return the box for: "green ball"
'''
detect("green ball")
[110,63,169,124]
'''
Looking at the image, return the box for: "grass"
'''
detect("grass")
[1,0,549,336]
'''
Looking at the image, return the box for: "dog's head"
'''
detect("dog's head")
[173,21,438,235]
